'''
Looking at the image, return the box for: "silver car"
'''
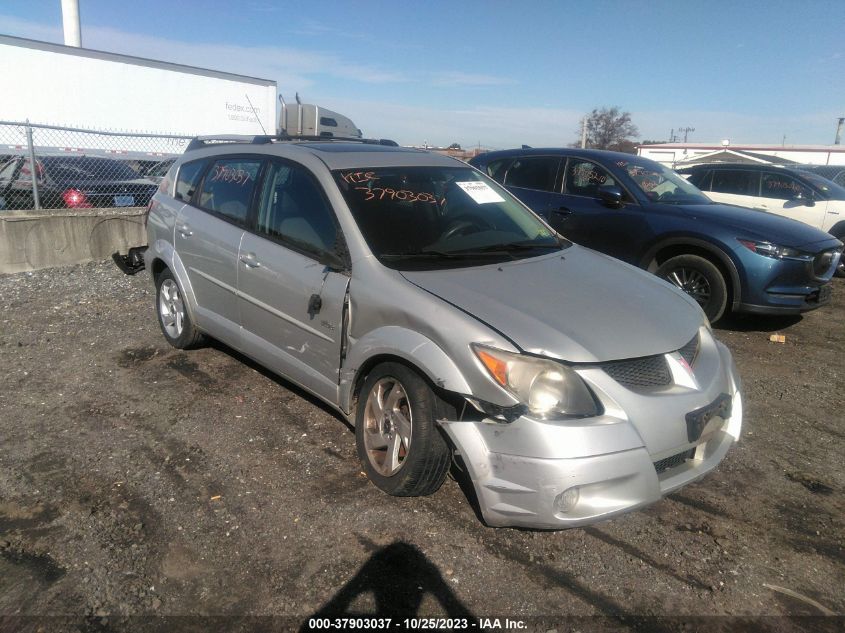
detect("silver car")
[145,137,742,529]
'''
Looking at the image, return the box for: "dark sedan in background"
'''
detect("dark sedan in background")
[0,155,157,210]
[469,149,842,322]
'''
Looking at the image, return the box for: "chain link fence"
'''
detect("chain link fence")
[0,121,192,211]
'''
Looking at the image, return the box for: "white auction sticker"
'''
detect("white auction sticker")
[455,181,505,204]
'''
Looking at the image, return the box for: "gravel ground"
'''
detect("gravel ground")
[0,261,843,632]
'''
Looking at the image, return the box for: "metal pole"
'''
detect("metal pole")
[580,118,587,149]
[25,120,41,211]
[61,0,82,47]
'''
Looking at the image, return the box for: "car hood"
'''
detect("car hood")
[663,202,837,249]
[401,247,704,363]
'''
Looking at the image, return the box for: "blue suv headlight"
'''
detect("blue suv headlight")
[737,239,812,261]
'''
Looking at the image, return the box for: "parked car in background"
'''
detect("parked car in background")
[469,149,842,322]
[140,135,743,529]
[679,163,845,276]
[792,164,845,188]
[144,158,176,184]
[0,155,158,211]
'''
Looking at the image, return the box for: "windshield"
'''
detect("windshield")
[617,158,710,204]
[334,166,566,269]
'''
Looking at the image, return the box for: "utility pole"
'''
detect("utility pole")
[580,118,587,149]
[678,126,695,143]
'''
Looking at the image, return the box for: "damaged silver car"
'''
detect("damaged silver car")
[144,136,742,529]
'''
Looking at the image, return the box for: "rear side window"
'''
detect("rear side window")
[504,157,560,192]
[564,159,617,197]
[0,159,19,181]
[256,161,338,256]
[483,159,512,184]
[175,159,208,202]
[761,172,811,200]
[711,170,759,196]
[197,158,262,225]
[686,169,712,190]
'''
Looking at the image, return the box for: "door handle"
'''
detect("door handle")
[551,207,572,215]
[177,224,193,238]
[239,252,261,268]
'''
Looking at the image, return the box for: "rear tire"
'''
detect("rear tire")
[155,268,206,349]
[656,254,728,323]
[355,363,451,497]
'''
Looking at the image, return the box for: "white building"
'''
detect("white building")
[637,142,845,168]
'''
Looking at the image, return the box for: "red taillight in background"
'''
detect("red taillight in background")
[62,188,92,208]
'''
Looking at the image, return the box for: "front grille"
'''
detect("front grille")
[813,250,837,277]
[603,354,671,388]
[654,449,695,474]
[678,333,700,366]
[601,334,699,389]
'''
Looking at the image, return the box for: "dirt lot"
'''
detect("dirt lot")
[0,261,843,632]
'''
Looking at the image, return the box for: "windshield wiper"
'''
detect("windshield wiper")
[448,240,563,254]
[380,250,489,260]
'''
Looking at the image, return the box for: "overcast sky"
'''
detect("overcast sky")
[2,0,843,148]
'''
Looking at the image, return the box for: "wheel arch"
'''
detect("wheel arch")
[640,237,742,310]
[827,220,845,239]
[340,327,473,418]
[147,241,201,326]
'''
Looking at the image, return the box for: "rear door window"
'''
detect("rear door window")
[504,157,561,192]
[711,170,759,196]
[196,158,262,225]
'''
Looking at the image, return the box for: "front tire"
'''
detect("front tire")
[656,254,728,323]
[355,363,451,497]
[155,268,206,349]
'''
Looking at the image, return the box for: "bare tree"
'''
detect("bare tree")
[575,106,639,152]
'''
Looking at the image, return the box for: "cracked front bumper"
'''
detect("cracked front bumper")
[440,340,742,529]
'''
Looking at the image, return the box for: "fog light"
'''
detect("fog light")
[554,486,580,513]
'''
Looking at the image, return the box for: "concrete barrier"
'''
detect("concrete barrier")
[0,208,146,274]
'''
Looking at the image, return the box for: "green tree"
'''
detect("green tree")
[575,106,639,153]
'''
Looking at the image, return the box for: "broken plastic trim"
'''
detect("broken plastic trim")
[112,246,147,275]
[463,397,527,423]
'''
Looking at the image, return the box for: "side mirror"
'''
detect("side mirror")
[321,249,347,272]
[598,184,624,208]
[791,190,815,207]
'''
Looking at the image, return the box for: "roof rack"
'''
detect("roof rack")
[185,134,399,152]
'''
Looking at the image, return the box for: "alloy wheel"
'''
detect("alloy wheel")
[159,278,185,339]
[362,378,413,476]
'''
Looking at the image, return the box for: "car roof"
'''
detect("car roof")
[183,139,464,170]
[681,163,807,173]
[471,147,644,164]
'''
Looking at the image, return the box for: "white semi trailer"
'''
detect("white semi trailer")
[0,34,278,137]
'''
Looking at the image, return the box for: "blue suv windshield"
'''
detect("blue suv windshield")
[617,158,711,205]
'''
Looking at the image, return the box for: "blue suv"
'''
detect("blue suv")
[469,149,842,322]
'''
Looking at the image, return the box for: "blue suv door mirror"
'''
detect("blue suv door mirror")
[598,184,624,208]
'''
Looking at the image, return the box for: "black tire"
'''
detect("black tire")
[355,362,451,497]
[155,268,206,349]
[656,254,728,323]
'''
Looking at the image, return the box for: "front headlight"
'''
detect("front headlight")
[471,344,599,418]
[737,239,811,261]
